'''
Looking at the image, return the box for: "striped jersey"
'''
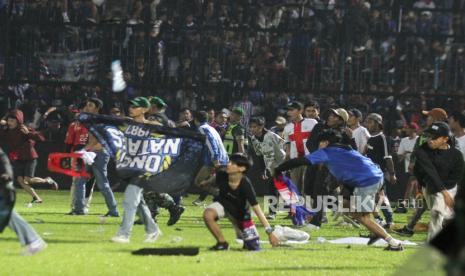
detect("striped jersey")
[198,123,229,166]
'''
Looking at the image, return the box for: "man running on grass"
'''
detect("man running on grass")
[274,129,404,251]
[202,153,279,251]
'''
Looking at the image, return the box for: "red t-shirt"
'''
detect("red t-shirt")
[64,121,89,151]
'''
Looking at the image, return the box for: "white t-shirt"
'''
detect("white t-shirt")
[284,118,318,158]
[352,125,370,153]
[454,134,465,161]
[397,135,418,173]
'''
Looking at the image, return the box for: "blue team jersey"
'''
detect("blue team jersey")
[305,146,383,188]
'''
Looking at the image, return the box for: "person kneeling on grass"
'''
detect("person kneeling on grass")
[202,153,280,250]
[274,129,404,251]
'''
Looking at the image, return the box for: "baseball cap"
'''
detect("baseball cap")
[221,108,231,117]
[348,108,363,120]
[232,107,244,116]
[275,116,287,125]
[424,122,451,139]
[330,108,349,123]
[287,101,303,110]
[366,113,383,125]
[422,108,447,121]
[87,97,103,109]
[129,97,151,108]
[69,104,80,113]
[405,122,419,131]
[149,96,167,107]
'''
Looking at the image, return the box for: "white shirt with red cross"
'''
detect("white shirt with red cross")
[283,118,318,158]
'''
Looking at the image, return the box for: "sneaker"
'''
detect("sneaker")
[23,239,47,256]
[104,212,119,217]
[384,244,404,251]
[192,198,204,206]
[367,233,381,246]
[304,223,320,231]
[143,231,161,243]
[31,198,43,204]
[111,235,130,244]
[209,242,229,251]
[67,210,86,215]
[394,206,407,214]
[266,213,276,220]
[167,206,185,226]
[393,226,414,237]
[45,177,59,190]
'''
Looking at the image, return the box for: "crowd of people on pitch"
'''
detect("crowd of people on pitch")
[2,89,465,253]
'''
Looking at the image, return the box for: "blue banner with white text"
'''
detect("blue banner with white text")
[78,113,205,196]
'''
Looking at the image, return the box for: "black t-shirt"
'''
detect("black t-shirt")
[366,132,392,171]
[215,171,258,221]
[413,143,464,193]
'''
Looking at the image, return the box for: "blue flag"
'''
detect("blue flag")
[78,113,205,196]
[274,175,314,226]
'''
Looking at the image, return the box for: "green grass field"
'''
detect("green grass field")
[0,190,444,275]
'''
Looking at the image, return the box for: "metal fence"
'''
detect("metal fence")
[2,2,465,102]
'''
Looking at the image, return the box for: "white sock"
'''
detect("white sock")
[385,236,401,247]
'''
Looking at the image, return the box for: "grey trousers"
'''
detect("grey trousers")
[8,210,42,246]
[117,184,159,238]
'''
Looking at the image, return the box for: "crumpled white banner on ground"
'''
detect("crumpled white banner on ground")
[325,237,418,247]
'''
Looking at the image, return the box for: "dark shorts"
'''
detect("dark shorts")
[13,159,37,178]
[206,202,261,251]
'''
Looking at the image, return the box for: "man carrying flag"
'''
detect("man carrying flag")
[111,97,161,243]
[274,129,404,251]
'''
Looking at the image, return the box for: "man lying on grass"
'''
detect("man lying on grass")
[274,129,404,251]
[202,153,280,250]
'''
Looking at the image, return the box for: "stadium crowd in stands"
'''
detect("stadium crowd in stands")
[1,0,465,140]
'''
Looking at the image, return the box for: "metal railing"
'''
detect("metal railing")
[2,2,465,103]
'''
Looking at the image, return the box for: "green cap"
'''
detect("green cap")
[129,97,151,108]
[149,96,167,107]
[232,107,244,116]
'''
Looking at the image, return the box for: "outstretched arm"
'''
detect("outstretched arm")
[252,204,279,246]
[274,157,310,175]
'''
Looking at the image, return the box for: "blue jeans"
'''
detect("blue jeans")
[117,184,159,238]
[74,150,118,215]
[9,210,42,246]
